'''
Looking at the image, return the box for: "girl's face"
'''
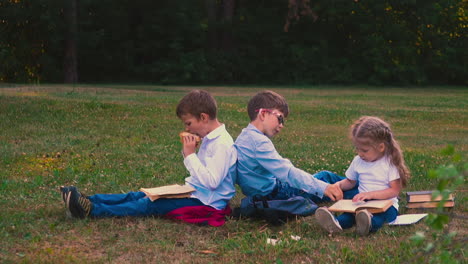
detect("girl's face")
[353,138,385,162]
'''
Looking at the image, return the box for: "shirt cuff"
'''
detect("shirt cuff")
[313,180,329,198]
[183,153,199,169]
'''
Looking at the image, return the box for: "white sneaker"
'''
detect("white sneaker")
[355,210,372,236]
[315,207,342,234]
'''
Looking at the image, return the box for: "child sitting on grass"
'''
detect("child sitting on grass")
[315,116,410,236]
[234,90,358,221]
[60,90,237,226]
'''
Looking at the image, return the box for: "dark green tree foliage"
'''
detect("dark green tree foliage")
[1,0,466,85]
[1,0,64,82]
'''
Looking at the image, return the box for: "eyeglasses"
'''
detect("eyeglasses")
[255,108,285,125]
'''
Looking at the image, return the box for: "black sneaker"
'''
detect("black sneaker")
[69,187,92,219]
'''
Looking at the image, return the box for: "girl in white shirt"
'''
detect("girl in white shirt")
[315,116,410,236]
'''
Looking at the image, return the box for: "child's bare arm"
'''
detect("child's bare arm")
[352,179,401,202]
[337,178,356,191]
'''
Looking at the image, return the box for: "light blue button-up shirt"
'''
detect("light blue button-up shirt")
[235,124,327,198]
[183,124,237,210]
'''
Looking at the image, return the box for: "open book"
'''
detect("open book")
[140,184,195,202]
[388,214,428,225]
[328,199,393,214]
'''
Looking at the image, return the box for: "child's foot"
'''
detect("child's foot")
[355,210,372,236]
[69,187,92,219]
[315,207,342,234]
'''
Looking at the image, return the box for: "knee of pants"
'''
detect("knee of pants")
[313,170,345,183]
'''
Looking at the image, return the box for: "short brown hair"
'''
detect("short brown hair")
[176,90,217,120]
[247,90,289,121]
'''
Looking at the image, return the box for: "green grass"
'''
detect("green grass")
[0,85,466,263]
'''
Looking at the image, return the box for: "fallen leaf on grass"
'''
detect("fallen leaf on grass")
[199,250,217,255]
[290,235,301,241]
[266,238,281,246]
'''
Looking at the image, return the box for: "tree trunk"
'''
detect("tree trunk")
[64,0,78,83]
[204,0,218,51]
[221,0,235,52]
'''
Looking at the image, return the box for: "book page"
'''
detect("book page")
[328,199,393,213]
[140,184,195,196]
[328,200,361,212]
[388,214,428,225]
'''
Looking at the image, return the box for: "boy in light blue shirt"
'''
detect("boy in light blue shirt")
[235,91,356,216]
[61,90,236,225]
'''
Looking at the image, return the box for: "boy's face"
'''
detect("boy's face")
[180,113,208,138]
[261,108,285,138]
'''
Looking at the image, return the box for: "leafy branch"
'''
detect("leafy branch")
[409,145,466,263]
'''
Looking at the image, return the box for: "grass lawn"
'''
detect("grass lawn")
[0,85,466,263]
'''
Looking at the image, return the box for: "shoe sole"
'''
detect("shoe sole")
[315,208,342,234]
[60,186,73,218]
[355,210,371,236]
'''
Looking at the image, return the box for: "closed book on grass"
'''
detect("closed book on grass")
[406,200,455,209]
[140,184,196,202]
[328,199,393,214]
[406,190,454,203]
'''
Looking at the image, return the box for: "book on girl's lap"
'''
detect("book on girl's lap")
[327,199,393,214]
[140,184,195,202]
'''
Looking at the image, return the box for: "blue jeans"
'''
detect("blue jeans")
[264,170,359,202]
[88,191,204,218]
[337,206,398,232]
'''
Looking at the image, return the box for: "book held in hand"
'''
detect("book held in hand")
[140,184,196,202]
[328,199,393,214]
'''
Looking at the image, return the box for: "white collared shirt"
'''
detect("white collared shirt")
[183,124,237,210]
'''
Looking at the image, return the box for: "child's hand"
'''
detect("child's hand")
[182,135,198,157]
[352,192,373,202]
[324,183,343,201]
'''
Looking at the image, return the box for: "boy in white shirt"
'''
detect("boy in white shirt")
[61,90,237,226]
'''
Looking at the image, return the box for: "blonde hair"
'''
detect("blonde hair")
[350,116,410,187]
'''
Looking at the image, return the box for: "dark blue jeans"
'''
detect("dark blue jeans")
[265,170,359,202]
[337,206,398,232]
[88,191,204,218]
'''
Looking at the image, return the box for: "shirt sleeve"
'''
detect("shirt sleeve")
[345,156,359,181]
[255,139,328,197]
[387,163,400,181]
[183,143,233,190]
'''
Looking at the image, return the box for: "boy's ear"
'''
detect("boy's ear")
[257,109,266,121]
[200,113,210,122]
